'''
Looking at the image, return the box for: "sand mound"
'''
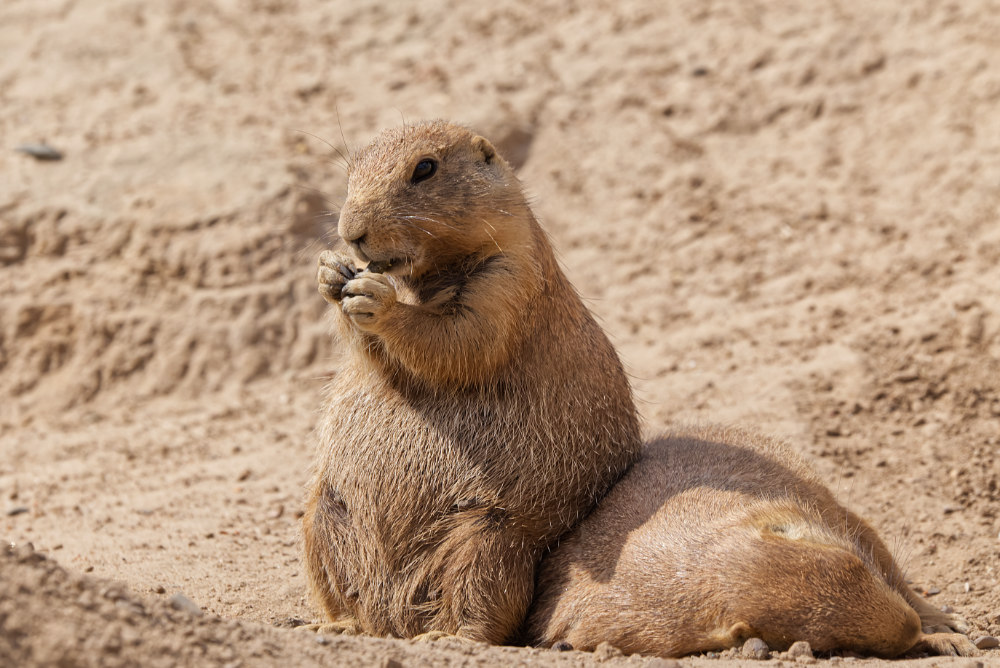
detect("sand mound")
[0,187,333,419]
[2,543,601,668]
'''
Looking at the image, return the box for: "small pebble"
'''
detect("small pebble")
[273,617,308,628]
[551,641,573,651]
[15,143,63,161]
[6,506,29,516]
[593,641,623,660]
[925,586,941,596]
[237,468,252,482]
[949,582,970,594]
[168,592,203,616]
[742,637,770,660]
[787,640,813,659]
[974,635,999,650]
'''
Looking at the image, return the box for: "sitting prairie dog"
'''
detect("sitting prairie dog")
[526,426,977,658]
[301,120,641,643]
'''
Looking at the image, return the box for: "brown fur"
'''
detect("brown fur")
[526,426,977,658]
[301,121,641,643]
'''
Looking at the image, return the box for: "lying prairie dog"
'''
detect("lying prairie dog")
[527,426,976,658]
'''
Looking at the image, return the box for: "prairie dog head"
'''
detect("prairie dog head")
[338,121,531,278]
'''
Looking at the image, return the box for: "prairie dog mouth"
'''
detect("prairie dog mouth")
[366,258,402,274]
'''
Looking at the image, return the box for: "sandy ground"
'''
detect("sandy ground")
[2,0,999,666]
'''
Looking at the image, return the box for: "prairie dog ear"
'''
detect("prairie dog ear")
[472,135,498,165]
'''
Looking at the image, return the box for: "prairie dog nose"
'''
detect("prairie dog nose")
[338,210,366,244]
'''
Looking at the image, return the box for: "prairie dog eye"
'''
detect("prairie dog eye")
[411,159,437,184]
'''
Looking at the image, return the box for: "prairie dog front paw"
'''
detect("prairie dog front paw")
[318,250,357,304]
[341,272,397,331]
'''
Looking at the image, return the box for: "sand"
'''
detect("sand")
[1,0,998,666]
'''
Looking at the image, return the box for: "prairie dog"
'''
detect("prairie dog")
[302,120,641,643]
[527,426,977,658]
